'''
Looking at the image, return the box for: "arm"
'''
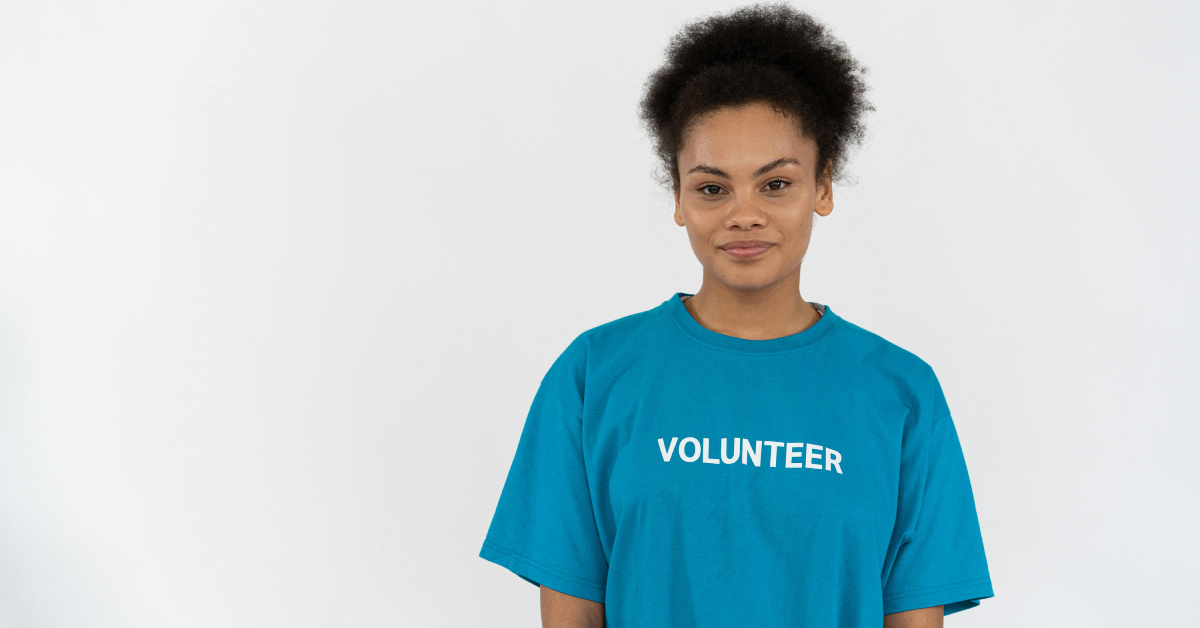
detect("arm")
[884,605,943,628]
[541,585,605,628]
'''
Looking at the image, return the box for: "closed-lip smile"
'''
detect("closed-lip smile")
[719,239,774,249]
[720,239,774,260]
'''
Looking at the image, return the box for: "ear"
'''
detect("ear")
[814,159,834,217]
[673,186,685,226]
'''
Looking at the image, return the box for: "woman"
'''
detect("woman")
[479,4,993,627]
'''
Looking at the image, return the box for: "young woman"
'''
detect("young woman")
[480,4,993,627]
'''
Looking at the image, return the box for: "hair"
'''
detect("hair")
[638,3,874,195]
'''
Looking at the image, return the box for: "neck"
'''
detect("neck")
[682,280,821,341]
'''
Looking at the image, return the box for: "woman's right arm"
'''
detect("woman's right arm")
[540,585,605,628]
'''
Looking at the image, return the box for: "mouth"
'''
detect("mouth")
[720,242,774,260]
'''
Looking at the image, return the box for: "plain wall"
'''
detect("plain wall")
[1,0,1197,625]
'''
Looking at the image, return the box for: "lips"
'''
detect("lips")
[721,241,774,259]
[720,240,774,250]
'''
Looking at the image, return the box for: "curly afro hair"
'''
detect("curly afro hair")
[638,3,874,195]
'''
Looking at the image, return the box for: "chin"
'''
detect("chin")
[710,272,779,292]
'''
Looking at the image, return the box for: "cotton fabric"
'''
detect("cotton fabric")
[479,292,993,626]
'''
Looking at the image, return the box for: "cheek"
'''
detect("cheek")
[680,206,717,238]
[783,200,813,226]
[775,211,813,248]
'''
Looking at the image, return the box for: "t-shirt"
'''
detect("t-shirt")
[479,292,994,626]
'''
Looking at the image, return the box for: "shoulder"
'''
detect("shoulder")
[578,303,664,350]
[831,316,936,376]
[549,299,666,364]
[828,315,949,419]
[541,301,667,411]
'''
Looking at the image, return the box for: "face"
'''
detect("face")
[673,102,833,294]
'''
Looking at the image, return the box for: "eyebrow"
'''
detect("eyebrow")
[685,157,802,180]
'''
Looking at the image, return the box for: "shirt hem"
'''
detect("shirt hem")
[479,539,607,604]
[882,576,994,616]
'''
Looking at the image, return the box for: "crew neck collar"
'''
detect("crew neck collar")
[663,291,840,354]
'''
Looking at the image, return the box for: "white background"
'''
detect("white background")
[1,0,1197,625]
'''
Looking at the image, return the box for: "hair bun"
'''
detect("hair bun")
[639,3,874,193]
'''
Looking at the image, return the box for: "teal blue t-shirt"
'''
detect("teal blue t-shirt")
[480,292,993,626]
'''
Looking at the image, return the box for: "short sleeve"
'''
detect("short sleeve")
[881,410,994,616]
[478,338,609,603]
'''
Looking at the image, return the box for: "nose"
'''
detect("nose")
[724,194,767,229]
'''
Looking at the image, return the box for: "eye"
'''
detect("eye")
[764,179,790,192]
[699,184,723,196]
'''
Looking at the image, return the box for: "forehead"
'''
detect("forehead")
[679,103,816,170]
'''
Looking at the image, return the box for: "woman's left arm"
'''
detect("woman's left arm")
[883,605,943,628]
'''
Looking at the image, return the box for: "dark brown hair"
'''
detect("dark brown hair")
[638,3,874,194]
